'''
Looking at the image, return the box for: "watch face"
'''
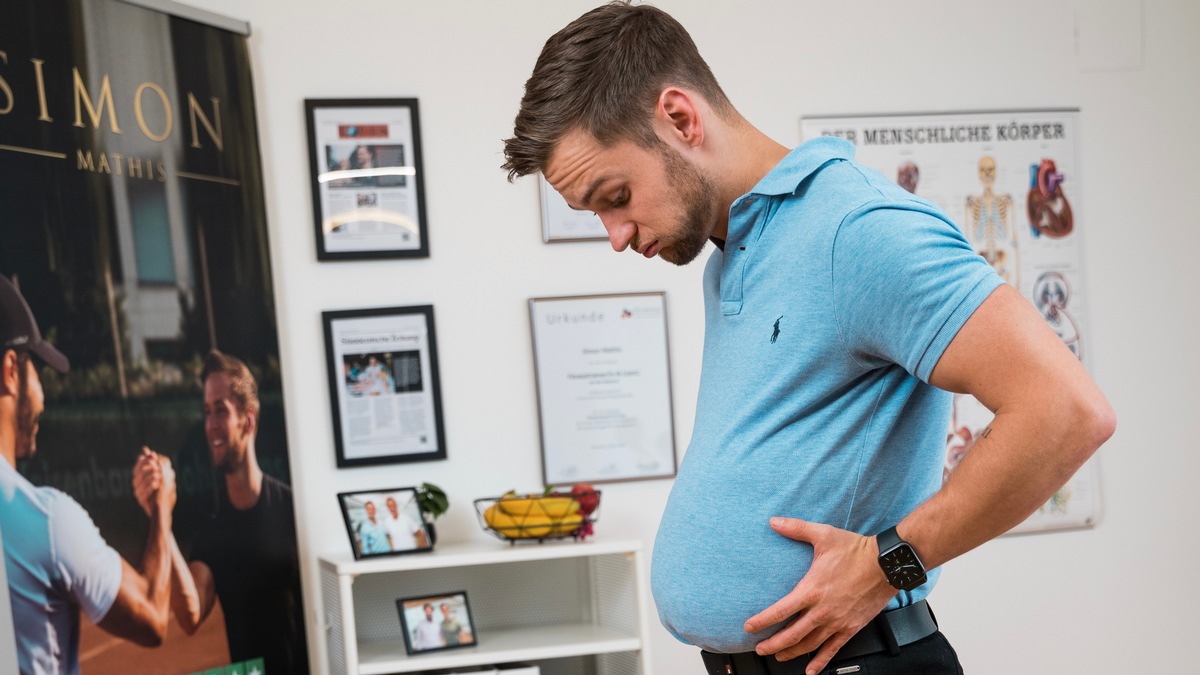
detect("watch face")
[881,544,927,590]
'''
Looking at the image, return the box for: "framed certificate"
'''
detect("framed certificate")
[539,174,607,243]
[529,292,677,484]
[322,305,447,467]
[305,98,429,260]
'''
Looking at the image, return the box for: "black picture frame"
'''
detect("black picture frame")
[305,98,429,260]
[396,591,477,655]
[322,305,447,467]
[337,487,433,559]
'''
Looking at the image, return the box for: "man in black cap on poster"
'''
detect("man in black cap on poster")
[0,273,177,674]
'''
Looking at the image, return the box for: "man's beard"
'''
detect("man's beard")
[654,144,718,267]
[15,368,38,458]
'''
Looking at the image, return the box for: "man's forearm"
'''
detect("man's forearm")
[138,506,173,641]
[899,389,1114,570]
[168,537,204,632]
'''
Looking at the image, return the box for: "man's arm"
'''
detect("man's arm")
[131,448,217,634]
[96,455,177,647]
[169,540,218,635]
[746,284,1115,673]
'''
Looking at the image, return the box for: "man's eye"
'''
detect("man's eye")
[610,192,627,208]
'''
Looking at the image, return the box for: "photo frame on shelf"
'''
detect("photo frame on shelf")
[528,292,677,485]
[322,305,447,467]
[396,591,477,655]
[305,98,428,260]
[538,173,607,243]
[337,487,433,559]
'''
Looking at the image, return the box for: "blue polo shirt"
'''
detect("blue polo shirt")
[650,137,1003,653]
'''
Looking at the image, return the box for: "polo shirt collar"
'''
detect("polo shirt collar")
[748,136,856,197]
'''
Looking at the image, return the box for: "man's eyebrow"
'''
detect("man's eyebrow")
[578,176,611,211]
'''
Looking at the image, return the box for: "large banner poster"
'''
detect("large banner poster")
[0,1,308,674]
[801,110,1099,535]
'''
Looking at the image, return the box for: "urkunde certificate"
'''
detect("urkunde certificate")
[529,293,677,484]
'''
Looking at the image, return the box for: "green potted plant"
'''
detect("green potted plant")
[415,482,449,544]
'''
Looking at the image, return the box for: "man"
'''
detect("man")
[439,602,463,646]
[502,4,1115,675]
[411,603,442,650]
[356,500,390,554]
[0,274,176,674]
[382,495,429,551]
[134,350,307,673]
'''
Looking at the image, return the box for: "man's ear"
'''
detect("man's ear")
[243,406,258,437]
[1,350,18,397]
[656,87,704,149]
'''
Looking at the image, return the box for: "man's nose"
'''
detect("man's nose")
[599,213,635,252]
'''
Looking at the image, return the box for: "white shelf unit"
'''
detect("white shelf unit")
[319,538,652,675]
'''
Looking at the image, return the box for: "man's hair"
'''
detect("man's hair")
[201,349,259,415]
[502,1,731,181]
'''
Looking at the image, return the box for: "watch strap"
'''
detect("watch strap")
[876,525,903,555]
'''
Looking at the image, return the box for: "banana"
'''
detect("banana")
[484,503,585,539]
[496,495,580,518]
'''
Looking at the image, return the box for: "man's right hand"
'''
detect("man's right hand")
[131,447,175,518]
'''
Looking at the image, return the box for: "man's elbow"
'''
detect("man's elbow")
[125,616,169,648]
[1071,389,1116,461]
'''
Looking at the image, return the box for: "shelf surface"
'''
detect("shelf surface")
[355,622,640,674]
[319,537,642,576]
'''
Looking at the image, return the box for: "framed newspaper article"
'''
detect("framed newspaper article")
[529,292,678,485]
[305,98,429,260]
[323,305,447,467]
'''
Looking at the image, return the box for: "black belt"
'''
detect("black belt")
[700,600,938,675]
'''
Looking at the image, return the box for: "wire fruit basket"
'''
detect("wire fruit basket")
[474,491,601,544]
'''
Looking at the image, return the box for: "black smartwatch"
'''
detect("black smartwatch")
[875,525,927,591]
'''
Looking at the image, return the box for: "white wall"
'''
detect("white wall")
[174,1,1200,672]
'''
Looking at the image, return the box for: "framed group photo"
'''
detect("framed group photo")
[322,305,447,467]
[337,487,432,559]
[305,98,429,260]
[528,292,678,485]
[396,591,477,655]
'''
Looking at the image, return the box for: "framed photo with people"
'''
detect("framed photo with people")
[396,591,477,655]
[305,98,429,260]
[322,305,447,467]
[337,487,433,559]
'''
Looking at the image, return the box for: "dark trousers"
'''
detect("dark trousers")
[700,631,964,674]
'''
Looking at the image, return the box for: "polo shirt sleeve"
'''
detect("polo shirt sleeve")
[831,201,1005,382]
[46,489,123,623]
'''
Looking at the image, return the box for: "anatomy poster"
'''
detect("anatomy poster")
[801,110,1098,534]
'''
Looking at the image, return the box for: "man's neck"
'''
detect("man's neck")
[707,122,790,241]
[224,444,264,510]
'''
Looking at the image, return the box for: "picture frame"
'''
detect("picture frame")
[528,292,677,485]
[538,173,607,243]
[337,487,433,559]
[396,591,477,655]
[305,98,429,260]
[322,305,447,467]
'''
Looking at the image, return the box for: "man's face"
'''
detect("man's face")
[365,501,377,521]
[14,357,44,460]
[204,372,250,473]
[545,128,717,266]
[386,497,399,517]
[440,604,452,619]
[424,605,434,620]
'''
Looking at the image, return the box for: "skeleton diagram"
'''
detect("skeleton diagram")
[965,156,1019,287]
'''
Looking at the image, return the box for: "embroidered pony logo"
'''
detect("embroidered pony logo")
[771,316,783,343]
